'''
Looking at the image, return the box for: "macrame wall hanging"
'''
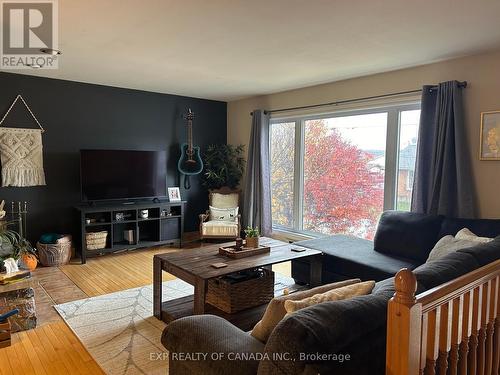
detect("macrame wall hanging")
[0,95,46,187]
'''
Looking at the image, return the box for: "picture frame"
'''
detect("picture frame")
[480,110,500,160]
[168,187,181,202]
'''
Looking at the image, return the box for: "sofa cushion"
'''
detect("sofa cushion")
[297,235,420,281]
[163,315,264,375]
[251,279,359,343]
[372,276,427,300]
[413,251,479,290]
[209,206,238,222]
[284,281,375,313]
[374,211,444,263]
[439,217,500,238]
[201,220,239,237]
[260,294,389,375]
[455,228,494,243]
[426,235,480,262]
[457,236,500,266]
[307,325,387,375]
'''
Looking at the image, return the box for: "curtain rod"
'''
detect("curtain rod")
[250,81,467,116]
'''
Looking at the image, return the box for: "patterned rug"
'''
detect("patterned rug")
[55,275,294,375]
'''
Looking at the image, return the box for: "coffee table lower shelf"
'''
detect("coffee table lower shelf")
[160,296,270,331]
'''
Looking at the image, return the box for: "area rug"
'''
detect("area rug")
[55,274,294,375]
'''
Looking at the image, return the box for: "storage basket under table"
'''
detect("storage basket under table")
[37,241,72,266]
[206,268,274,313]
[85,230,108,251]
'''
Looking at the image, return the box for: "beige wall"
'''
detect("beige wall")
[227,50,500,218]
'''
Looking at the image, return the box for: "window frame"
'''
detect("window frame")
[269,101,421,235]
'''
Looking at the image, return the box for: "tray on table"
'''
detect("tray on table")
[219,245,270,259]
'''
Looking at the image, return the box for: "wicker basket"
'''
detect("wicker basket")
[37,241,72,266]
[85,231,108,250]
[206,269,274,313]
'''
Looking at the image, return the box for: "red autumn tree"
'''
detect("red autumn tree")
[303,120,384,238]
[270,119,384,239]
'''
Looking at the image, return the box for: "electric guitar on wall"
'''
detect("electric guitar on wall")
[177,109,203,188]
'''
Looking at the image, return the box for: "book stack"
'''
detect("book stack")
[0,270,31,285]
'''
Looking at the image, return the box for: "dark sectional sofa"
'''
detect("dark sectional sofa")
[163,211,500,375]
[292,210,500,283]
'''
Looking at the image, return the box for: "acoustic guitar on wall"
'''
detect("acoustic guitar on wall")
[177,109,203,188]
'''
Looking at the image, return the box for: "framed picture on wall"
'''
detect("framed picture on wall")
[168,187,181,202]
[480,111,500,160]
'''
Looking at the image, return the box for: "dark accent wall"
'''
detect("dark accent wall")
[0,72,227,243]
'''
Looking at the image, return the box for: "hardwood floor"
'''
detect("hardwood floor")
[0,321,105,375]
[0,239,292,374]
[59,246,179,297]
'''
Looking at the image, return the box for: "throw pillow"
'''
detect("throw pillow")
[426,235,478,262]
[211,192,238,208]
[455,228,494,243]
[284,280,375,314]
[209,206,238,222]
[250,279,360,343]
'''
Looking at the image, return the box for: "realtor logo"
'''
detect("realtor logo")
[1,0,59,69]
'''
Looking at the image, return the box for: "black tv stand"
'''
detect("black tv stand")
[75,200,186,264]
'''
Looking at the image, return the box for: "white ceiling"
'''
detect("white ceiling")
[6,0,500,101]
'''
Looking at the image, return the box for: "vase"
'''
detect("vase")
[245,236,259,248]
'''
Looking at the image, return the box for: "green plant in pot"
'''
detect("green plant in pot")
[244,226,260,248]
[0,221,38,272]
[0,221,20,271]
[203,144,245,190]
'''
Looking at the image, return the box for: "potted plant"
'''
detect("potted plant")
[0,221,38,272]
[203,144,245,190]
[244,226,260,248]
[0,221,20,272]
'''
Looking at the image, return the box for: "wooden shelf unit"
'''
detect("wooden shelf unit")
[76,200,186,264]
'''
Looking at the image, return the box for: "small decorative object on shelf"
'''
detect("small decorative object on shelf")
[244,226,260,248]
[168,187,181,202]
[115,212,125,221]
[140,209,149,219]
[124,230,134,244]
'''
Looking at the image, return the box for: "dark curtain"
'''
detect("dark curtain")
[411,80,475,218]
[243,109,272,235]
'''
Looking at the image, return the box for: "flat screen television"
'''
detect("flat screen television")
[80,149,167,201]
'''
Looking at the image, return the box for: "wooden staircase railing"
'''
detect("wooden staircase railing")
[386,259,500,375]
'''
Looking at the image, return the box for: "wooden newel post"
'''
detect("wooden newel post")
[386,268,422,375]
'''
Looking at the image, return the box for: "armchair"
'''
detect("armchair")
[199,187,241,240]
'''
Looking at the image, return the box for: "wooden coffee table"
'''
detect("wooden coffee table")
[153,237,322,330]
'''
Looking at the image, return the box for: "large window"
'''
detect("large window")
[270,104,420,239]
